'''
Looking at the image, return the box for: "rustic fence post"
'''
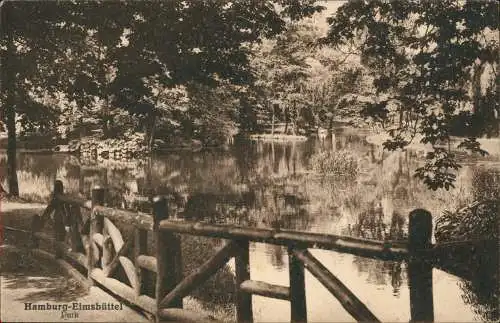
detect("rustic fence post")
[409,209,432,251]
[154,196,183,322]
[408,209,434,322]
[53,180,65,258]
[288,246,307,323]
[235,240,253,323]
[88,185,105,284]
[134,227,148,296]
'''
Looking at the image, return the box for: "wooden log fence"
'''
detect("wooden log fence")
[154,196,183,319]
[27,180,456,322]
[293,249,379,322]
[288,246,307,323]
[235,240,253,323]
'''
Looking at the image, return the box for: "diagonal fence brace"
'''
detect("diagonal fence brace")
[159,240,238,308]
[292,249,380,323]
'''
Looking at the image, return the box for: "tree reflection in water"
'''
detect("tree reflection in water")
[346,185,408,298]
[4,129,499,320]
[351,257,406,296]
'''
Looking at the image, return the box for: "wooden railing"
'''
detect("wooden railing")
[31,180,444,322]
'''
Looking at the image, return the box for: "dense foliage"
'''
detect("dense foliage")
[0,0,325,195]
[322,0,499,189]
[2,0,326,132]
[1,1,498,193]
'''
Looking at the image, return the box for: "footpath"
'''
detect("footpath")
[0,201,147,322]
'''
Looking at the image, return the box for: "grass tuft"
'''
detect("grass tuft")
[310,150,359,178]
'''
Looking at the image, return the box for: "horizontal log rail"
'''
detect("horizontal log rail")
[25,182,443,323]
[90,268,156,314]
[4,225,31,233]
[431,238,495,250]
[66,250,88,268]
[136,255,157,273]
[54,193,92,209]
[93,205,154,230]
[34,231,54,243]
[158,220,409,261]
[54,192,411,259]
[239,280,290,300]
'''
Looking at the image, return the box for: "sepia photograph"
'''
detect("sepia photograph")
[0,0,498,322]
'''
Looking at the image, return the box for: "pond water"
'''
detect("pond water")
[2,127,499,321]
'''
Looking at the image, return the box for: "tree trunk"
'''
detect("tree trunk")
[271,102,275,136]
[5,104,18,196]
[145,111,157,152]
[102,109,110,138]
[148,118,156,151]
[313,112,320,130]
[144,157,153,199]
[292,102,299,135]
[2,2,19,196]
[472,63,483,116]
[284,106,289,134]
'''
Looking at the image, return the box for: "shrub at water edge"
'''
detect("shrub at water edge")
[310,150,359,178]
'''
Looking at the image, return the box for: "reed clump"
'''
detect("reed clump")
[310,150,359,178]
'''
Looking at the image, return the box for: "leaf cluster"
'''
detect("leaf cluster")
[322,0,499,189]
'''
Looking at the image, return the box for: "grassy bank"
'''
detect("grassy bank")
[2,170,80,204]
[1,199,47,249]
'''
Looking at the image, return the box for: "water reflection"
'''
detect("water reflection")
[2,128,499,321]
[352,257,406,296]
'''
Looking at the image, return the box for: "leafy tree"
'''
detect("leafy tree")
[303,64,368,129]
[250,20,325,134]
[1,0,94,195]
[1,0,18,195]
[250,17,374,135]
[1,0,325,194]
[322,0,499,189]
[108,0,325,142]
